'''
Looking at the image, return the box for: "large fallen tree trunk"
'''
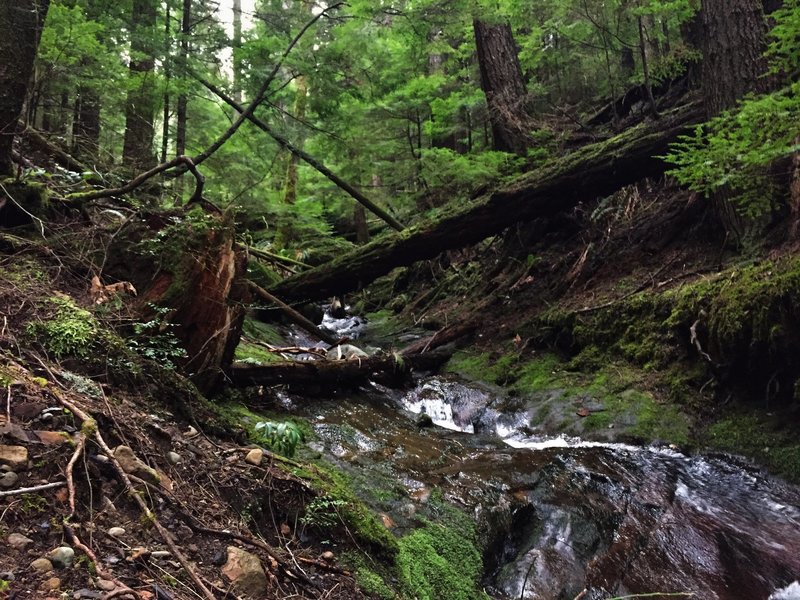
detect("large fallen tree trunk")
[227,350,451,389]
[270,102,704,303]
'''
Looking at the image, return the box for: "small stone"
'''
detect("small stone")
[151,551,171,559]
[222,546,268,598]
[74,589,102,599]
[42,577,60,591]
[107,527,126,538]
[128,547,150,562]
[320,551,335,562]
[8,532,34,550]
[113,446,159,485]
[379,513,395,529]
[47,546,75,569]
[0,471,18,488]
[34,431,71,446]
[0,445,28,471]
[183,426,198,439]
[244,449,263,466]
[167,451,182,465]
[96,579,116,591]
[30,558,54,573]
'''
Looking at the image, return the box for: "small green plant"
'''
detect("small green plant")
[300,494,348,528]
[27,295,97,358]
[126,304,187,369]
[253,420,303,457]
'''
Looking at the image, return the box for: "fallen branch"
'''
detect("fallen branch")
[20,125,92,174]
[0,480,66,497]
[196,76,405,232]
[64,155,204,204]
[249,281,338,346]
[244,244,311,269]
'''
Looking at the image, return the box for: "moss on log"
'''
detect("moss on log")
[270,103,704,303]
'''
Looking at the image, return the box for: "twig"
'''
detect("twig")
[0,480,67,497]
[5,385,10,424]
[689,313,713,363]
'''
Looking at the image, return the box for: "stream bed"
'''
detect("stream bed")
[288,373,800,600]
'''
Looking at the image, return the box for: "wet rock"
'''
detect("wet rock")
[107,527,126,538]
[415,413,434,428]
[0,472,19,488]
[8,532,33,550]
[30,558,54,573]
[0,445,28,470]
[244,448,263,466]
[113,446,159,485]
[222,546,268,598]
[325,344,369,361]
[47,546,75,569]
[167,451,182,465]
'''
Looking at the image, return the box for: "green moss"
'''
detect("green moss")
[26,295,98,358]
[241,317,285,346]
[354,565,396,600]
[396,498,488,600]
[234,340,283,365]
[706,412,800,482]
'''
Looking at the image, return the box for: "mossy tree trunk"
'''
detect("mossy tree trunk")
[270,103,704,303]
[0,0,50,176]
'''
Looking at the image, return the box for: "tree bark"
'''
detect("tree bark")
[473,18,528,155]
[122,0,159,171]
[700,0,770,240]
[73,86,101,158]
[232,0,243,104]
[269,103,704,303]
[0,0,51,176]
[175,0,190,158]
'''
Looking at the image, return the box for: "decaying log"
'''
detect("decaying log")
[269,102,704,303]
[20,125,92,175]
[227,350,451,389]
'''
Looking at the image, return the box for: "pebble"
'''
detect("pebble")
[320,551,335,562]
[73,589,102,599]
[96,579,116,591]
[47,546,75,569]
[244,448,263,466]
[8,532,34,550]
[0,471,19,488]
[42,577,60,591]
[151,551,171,559]
[167,451,183,465]
[30,558,54,573]
[107,527,126,538]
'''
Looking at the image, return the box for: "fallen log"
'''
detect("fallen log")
[249,282,338,346]
[269,102,704,303]
[227,350,451,389]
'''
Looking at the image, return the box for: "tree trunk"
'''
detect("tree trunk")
[700,0,770,240]
[472,18,528,155]
[73,86,101,158]
[269,103,704,303]
[232,0,243,104]
[0,0,51,176]
[122,0,158,171]
[175,0,190,156]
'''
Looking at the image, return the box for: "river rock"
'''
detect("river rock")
[0,445,28,470]
[167,451,183,465]
[30,558,53,573]
[8,532,33,550]
[42,577,61,591]
[0,471,19,488]
[107,527,126,538]
[221,546,268,598]
[244,448,263,466]
[112,446,159,485]
[96,579,116,591]
[47,546,75,569]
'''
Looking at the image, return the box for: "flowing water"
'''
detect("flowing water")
[292,312,800,599]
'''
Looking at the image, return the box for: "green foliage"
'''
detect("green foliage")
[27,295,97,358]
[419,148,526,198]
[126,305,187,369]
[254,420,303,457]
[664,82,800,217]
[664,4,800,216]
[299,495,348,528]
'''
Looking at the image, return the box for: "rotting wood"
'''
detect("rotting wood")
[226,349,451,389]
[269,102,705,303]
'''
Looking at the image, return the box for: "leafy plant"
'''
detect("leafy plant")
[300,494,348,528]
[253,420,303,457]
[126,304,187,369]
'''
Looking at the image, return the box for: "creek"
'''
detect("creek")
[286,312,800,599]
